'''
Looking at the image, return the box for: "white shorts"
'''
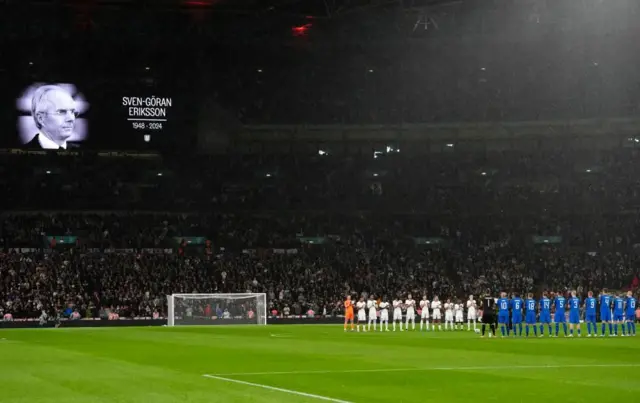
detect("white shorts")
[467,309,477,320]
[421,310,430,319]
[455,313,463,323]
[358,311,366,322]
[406,309,415,319]
[381,311,389,321]
[445,312,454,321]
[393,309,402,320]
[368,311,377,321]
[432,310,442,320]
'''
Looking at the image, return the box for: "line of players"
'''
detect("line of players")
[493,289,637,338]
[343,294,480,332]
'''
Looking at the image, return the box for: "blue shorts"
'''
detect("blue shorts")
[586,313,596,323]
[540,312,551,324]
[627,312,635,321]
[569,312,580,324]
[554,313,566,323]
[613,314,624,322]
[525,312,536,324]
[512,315,522,325]
[498,313,509,324]
[601,311,611,322]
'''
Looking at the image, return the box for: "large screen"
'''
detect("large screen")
[2,79,192,151]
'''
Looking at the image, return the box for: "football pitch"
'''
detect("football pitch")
[1,325,639,403]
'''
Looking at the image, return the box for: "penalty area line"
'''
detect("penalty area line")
[202,374,353,403]
[207,363,640,377]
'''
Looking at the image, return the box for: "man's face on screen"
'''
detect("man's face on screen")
[38,90,76,142]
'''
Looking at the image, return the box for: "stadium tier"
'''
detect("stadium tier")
[2,1,640,402]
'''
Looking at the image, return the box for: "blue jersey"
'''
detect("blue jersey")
[497,297,510,324]
[525,298,537,324]
[539,297,551,323]
[540,298,551,314]
[498,298,510,314]
[525,299,536,313]
[626,297,636,317]
[569,297,580,313]
[599,294,611,313]
[554,296,566,314]
[614,297,625,315]
[568,296,581,324]
[600,294,612,322]
[511,298,523,316]
[585,297,597,315]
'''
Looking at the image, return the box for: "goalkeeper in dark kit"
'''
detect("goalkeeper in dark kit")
[480,293,497,338]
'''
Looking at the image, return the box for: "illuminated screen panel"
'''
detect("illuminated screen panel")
[1,79,190,151]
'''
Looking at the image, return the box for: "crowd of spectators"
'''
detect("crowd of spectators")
[2,1,640,322]
[1,235,638,321]
[2,145,640,321]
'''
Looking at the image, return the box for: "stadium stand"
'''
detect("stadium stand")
[1,0,640,321]
[2,146,640,320]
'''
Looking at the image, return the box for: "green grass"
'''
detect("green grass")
[1,324,639,403]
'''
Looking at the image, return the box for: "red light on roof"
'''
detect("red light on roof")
[292,23,312,36]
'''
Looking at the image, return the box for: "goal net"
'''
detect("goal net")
[166,293,267,327]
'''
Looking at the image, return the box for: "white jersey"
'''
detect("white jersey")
[367,300,377,318]
[420,299,430,319]
[393,300,403,320]
[444,303,454,321]
[356,301,367,321]
[431,300,442,320]
[467,299,477,320]
[454,304,464,322]
[379,301,389,320]
[405,299,416,312]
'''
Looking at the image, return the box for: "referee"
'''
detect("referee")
[480,293,497,337]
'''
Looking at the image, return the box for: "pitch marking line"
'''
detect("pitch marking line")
[206,363,640,377]
[202,374,353,402]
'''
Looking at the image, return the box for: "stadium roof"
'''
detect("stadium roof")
[3,0,464,17]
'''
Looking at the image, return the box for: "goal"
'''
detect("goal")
[166,293,267,327]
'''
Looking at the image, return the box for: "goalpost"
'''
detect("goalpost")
[166,293,267,327]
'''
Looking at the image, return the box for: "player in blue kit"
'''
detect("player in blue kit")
[613,293,625,336]
[584,291,597,337]
[511,293,524,337]
[568,290,581,337]
[524,293,537,337]
[539,292,552,337]
[497,292,510,338]
[554,292,567,337]
[626,291,636,336]
[600,289,613,336]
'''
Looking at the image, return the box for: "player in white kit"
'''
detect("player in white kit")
[392,298,403,331]
[454,302,464,330]
[419,295,431,331]
[431,296,442,331]
[367,296,377,331]
[378,298,390,331]
[405,294,416,331]
[466,295,478,331]
[356,297,367,332]
[444,299,454,330]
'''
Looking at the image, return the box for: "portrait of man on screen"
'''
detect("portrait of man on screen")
[17,83,89,149]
